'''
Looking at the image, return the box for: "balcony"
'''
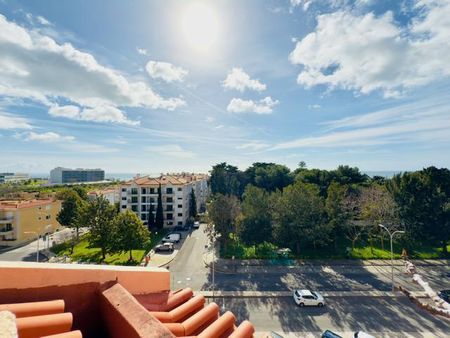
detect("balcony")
[0,226,14,235]
[0,217,13,224]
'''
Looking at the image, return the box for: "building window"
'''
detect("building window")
[131,188,138,195]
[166,213,173,220]
[177,197,182,200]
[178,221,183,225]
[142,205,146,212]
[122,197,126,201]
[131,205,138,212]
[131,196,138,203]
[141,196,146,203]
[177,204,182,208]
[166,187,173,194]
[178,187,182,191]
[167,197,173,203]
[46,215,51,220]
[121,205,126,209]
[141,188,146,194]
[150,198,155,203]
[166,205,173,211]
[178,213,182,217]
[150,188,156,194]
[122,188,126,192]
[141,214,147,221]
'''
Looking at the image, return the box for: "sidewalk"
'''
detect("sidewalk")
[195,290,427,298]
[144,249,178,268]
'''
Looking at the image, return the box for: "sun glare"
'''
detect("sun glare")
[181,1,220,54]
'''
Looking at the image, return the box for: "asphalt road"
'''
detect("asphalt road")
[0,227,84,262]
[166,224,450,293]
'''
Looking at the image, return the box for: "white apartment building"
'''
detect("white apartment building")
[119,174,208,227]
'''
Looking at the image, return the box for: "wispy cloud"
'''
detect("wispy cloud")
[0,111,32,130]
[227,97,279,114]
[25,131,74,142]
[236,142,270,151]
[146,144,196,159]
[137,47,148,55]
[145,61,188,83]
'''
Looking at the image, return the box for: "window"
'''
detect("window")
[150,198,155,203]
[141,214,147,221]
[166,205,173,211]
[166,187,173,194]
[177,204,182,208]
[177,213,182,217]
[121,197,126,201]
[121,188,126,192]
[46,215,51,220]
[177,197,182,200]
[150,188,156,194]
[141,188,146,194]
[141,196,146,203]
[131,196,138,203]
[142,205,146,212]
[131,205,137,212]
[121,205,126,209]
[131,188,138,195]
[178,187,182,191]
[166,213,173,220]
[178,221,183,225]
[167,197,173,203]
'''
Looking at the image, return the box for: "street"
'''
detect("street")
[166,224,450,337]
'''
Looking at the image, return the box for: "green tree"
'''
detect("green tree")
[114,210,150,261]
[72,186,88,201]
[272,182,328,254]
[189,189,197,218]
[77,197,117,260]
[207,194,241,251]
[56,189,85,245]
[148,203,155,230]
[155,184,164,230]
[245,162,293,192]
[209,162,247,197]
[238,185,272,246]
[325,182,349,249]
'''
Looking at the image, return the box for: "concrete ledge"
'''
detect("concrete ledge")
[195,291,406,298]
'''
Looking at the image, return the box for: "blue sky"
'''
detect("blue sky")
[1,0,449,174]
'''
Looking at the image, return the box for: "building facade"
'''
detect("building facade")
[0,199,62,247]
[120,174,208,227]
[0,173,30,184]
[87,188,120,205]
[50,167,105,184]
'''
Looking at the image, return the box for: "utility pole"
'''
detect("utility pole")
[379,224,405,292]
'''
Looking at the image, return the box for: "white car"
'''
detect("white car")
[162,233,181,243]
[193,221,200,229]
[293,289,325,307]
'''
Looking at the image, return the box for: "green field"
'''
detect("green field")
[51,229,168,265]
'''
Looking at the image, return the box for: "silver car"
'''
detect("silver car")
[293,289,325,307]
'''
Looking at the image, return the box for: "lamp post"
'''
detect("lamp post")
[208,224,221,302]
[379,224,405,292]
[24,231,39,262]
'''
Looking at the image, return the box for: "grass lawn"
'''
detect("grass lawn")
[222,237,450,260]
[51,229,168,265]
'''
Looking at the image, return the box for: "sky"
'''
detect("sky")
[0,0,450,174]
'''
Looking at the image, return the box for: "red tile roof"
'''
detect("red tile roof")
[0,199,56,210]
[123,174,208,187]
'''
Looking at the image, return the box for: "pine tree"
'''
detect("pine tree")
[147,203,155,230]
[189,189,197,218]
[155,184,164,229]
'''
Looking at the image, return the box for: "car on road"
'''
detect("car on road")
[193,221,200,229]
[438,289,450,303]
[354,331,375,338]
[162,233,181,243]
[293,289,325,307]
[154,242,174,253]
[321,330,342,338]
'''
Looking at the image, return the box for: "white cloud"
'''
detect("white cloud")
[289,1,450,98]
[308,104,321,109]
[222,68,266,92]
[0,14,185,123]
[48,104,139,126]
[273,98,450,149]
[137,47,148,55]
[25,131,74,142]
[236,142,270,151]
[227,97,279,114]
[145,61,188,83]
[36,16,51,26]
[146,144,195,159]
[0,112,32,129]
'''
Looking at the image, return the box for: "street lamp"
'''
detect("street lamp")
[379,224,405,292]
[208,224,221,302]
[24,231,39,262]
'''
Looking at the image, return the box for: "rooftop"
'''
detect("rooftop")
[124,174,208,187]
[0,199,56,210]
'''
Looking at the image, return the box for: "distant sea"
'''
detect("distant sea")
[30,171,402,180]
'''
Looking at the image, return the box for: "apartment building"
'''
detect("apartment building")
[0,172,30,183]
[87,187,120,204]
[0,199,62,247]
[120,174,208,227]
[49,167,105,184]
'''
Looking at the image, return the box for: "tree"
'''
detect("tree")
[207,194,241,251]
[245,163,293,192]
[148,203,155,230]
[56,189,85,249]
[77,197,117,260]
[155,184,164,230]
[387,167,450,254]
[238,185,272,246]
[272,182,329,254]
[189,189,197,218]
[325,182,349,249]
[114,210,150,261]
[209,162,247,197]
[72,186,88,201]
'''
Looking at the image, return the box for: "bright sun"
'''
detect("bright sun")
[181,1,220,54]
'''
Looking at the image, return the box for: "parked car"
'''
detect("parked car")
[162,233,181,243]
[354,331,375,338]
[321,330,342,338]
[438,290,450,303]
[154,242,174,253]
[193,221,200,229]
[293,289,325,307]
